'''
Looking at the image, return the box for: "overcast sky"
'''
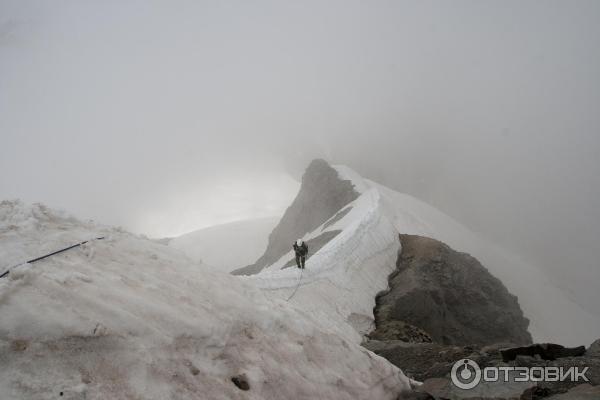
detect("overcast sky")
[1,1,599,309]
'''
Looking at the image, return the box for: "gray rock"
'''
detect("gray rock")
[367,335,599,398]
[368,320,432,343]
[367,336,600,397]
[321,206,352,231]
[372,234,532,347]
[231,374,250,391]
[377,329,600,393]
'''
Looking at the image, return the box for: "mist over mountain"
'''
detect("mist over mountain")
[169,216,280,272]
[1,2,599,398]
[2,1,598,318]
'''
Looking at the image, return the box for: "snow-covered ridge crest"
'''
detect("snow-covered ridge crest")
[0,200,410,399]
[245,163,600,346]
[247,188,400,341]
[332,165,600,346]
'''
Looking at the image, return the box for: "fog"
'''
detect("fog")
[1,2,599,313]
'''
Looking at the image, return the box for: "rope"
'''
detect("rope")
[282,212,390,301]
[0,236,105,279]
[286,266,304,301]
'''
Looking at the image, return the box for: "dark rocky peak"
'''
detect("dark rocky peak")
[232,159,358,275]
[372,234,532,346]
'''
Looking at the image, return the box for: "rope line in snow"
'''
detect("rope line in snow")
[0,237,105,279]
[286,266,304,301]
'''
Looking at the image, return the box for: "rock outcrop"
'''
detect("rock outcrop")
[372,339,600,399]
[371,234,532,346]
[232,159,358,275]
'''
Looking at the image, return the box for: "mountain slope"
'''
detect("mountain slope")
[355,176,600,347]
[344,165,600,346]
[245,188,400,338]
[0,201,411,399]
[241,162,600,346]
[169,216,280,272]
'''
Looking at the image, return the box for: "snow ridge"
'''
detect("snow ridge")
[3,162,595,398]
[246,165,600,347]
[335,167,600,346]
[247,189,399,341]
[0,200,410,399]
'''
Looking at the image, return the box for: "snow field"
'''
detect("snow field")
[0,201,411,399]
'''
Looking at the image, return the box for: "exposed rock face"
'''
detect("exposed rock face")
[232,159,358,275]
[372,234,532,346]
[364,234,598,399]
[321,206,352,231]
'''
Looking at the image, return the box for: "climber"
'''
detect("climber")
[293,239,308,269]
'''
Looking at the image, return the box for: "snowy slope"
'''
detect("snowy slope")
[169,216,280,272]
[242,165,600,347]
[334,166,600,346]
[0,201,411,400]
[245,189,400,340]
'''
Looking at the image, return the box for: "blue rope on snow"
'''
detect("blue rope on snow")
[0,237,105,279]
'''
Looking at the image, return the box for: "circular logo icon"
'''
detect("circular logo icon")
[451,358,482,390]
